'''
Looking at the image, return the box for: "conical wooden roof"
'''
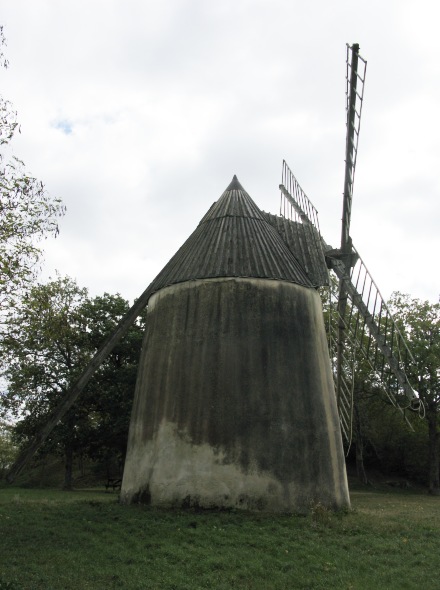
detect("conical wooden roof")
[147,176,313,294]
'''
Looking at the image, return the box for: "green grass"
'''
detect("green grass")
[0,486,439,589]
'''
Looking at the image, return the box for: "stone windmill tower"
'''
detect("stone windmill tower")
[120,175,349,511]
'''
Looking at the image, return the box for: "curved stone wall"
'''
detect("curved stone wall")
[121,277,350,512]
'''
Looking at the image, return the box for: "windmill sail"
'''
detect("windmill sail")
[279,161,421,442]
[326,248,422,438]
[264,160,329,288]
[341,43,367,251]
[336,44,368,438]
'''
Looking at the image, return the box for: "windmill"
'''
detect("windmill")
[277,44,422,442]
[6,44,421,499]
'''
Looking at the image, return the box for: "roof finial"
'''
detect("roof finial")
[226,175,244,191]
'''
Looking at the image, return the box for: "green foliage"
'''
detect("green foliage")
[346,293,440,489]
[0,487,439,589]
[349,392,430,482]
[0,26,65,316]
[0,276,142,485]
[389,293,440,491]
[1,276,89,422]
[0,421,17,479]
[388,293,440,408]
[77,292,144,472]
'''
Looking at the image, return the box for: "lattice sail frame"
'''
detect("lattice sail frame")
[327,249,423,440]
[341,44,367,251]
[279,161,328,286]
[344,44,367,186]
[279,162,422,443]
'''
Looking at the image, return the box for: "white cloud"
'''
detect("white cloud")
[1,0,439,303]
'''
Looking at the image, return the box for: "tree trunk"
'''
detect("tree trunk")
[354,396,369,485]
[427,407,440,495]
[63,443,74,491]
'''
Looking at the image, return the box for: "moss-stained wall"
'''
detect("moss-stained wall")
[121,277,349,512]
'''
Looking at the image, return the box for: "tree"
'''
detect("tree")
[0,419,17,479]
[0,276,142,488]
[389,293,440,494]
[1,276,90,488]
[71,293,144,478]
[0,26,65,317]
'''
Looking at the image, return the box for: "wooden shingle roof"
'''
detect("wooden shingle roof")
[147,176,313,295]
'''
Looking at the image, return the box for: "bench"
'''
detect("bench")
[105,478,122,491]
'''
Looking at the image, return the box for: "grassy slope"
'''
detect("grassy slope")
[0,486,439,590]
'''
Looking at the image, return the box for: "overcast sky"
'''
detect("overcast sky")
[2,0,439,305]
